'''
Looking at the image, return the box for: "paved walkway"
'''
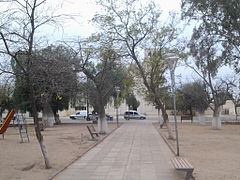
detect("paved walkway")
[53,120,183,180]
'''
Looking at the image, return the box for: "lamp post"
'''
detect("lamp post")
[166,54,180,156]
[86,77,90,121]
[115,86,120,127]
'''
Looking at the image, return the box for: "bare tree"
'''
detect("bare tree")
[0,0,66,169]
[66,38,125,133]
[188,29,232,129]
[92,0,185,138]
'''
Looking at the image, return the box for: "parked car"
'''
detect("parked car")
[106,114,113,121]
[70,111,89,120]
[124,110,146,120]
[90,114,113,123]
[69,111,113,122]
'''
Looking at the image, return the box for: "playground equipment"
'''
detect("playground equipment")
[0,109,15,139]
[16,113,30,143]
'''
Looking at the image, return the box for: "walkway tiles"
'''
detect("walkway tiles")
[53,120,183,180]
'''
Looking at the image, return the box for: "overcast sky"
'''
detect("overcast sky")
[46,0,234,84]
[48,0,182,40]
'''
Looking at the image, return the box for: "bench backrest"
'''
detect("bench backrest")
[89,125,96,132]
[181,115,193,120]
[86,125,99,139]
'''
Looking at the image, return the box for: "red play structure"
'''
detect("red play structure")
[0,109,15,139]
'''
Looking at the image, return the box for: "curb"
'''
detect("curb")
[48,123,122,180]
[153,123,177,156]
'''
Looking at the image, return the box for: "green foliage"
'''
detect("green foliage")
[176,90,191,112]
[50,93,70,115]
[138,51,169,109]
[0,80,14,113]
[177,81,209,113]
[189,29,223,77]
[182,0,240,71]
[126,93,140,110]
[13,76,34,112]
[12,45,77,113]
[93,0,185,124]
[120,71,135,101]
[12,51,40,112]
[79,48,126,114]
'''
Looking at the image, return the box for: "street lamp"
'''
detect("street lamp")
[115,86,120,127]
[86,77,90,121]
[166,53,180,156]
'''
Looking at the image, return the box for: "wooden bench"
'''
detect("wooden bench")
[171,157,195,180]
[86,125,99,140]
[181,115,193,123]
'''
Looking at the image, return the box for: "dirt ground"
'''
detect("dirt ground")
[154,122,240,180]
[0,122,118,180]
[2,120,240,180]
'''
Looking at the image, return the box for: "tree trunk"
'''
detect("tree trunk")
[234,105,238,121]
[54,113,61,125]
[198,112,205,125]
[157,108,162,124]
[29,83,51,169]
[51,105,61,125]
[98,115,108,134]
[161,108,174,139]
[212,107,221,130]
[98,100,108,134]
[0,112,2,121]
[190,106,193,116]
[42,101,55,127]
[34,125,51,168]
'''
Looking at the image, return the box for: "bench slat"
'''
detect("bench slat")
[178,158,188,168]
[172,158,186,169]
[172,158,183,169]
[87,125,99,139]
[171,157,193,169]
[171,157,194,180]
[180,158,193,169]
[177,158,187,168]
[90,125,96,132]
[179,158,193,169]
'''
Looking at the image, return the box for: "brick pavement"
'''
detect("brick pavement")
[53,120,183,180]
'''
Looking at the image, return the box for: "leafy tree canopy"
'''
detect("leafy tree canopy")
[126,93,140,110]
[178,81,209,113]
[12,45,77,113]
[0,79,14,114]
[181,0,240,71]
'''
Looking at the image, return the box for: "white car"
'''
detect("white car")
[123,110,146,120]
[69,111,99,122]
[69,111,88,120]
